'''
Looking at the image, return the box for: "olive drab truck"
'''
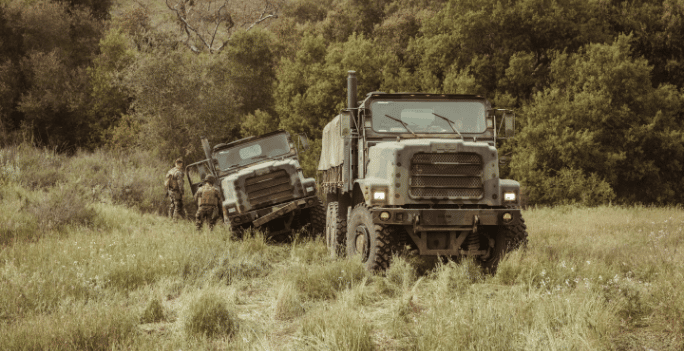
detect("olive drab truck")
[319,71,528,272]
[186,130,324,238]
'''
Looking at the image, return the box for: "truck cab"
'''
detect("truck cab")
[187,130,324,238]
[320,71,527,272]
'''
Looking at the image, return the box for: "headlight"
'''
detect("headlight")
[373,191,386,200]
[504,192,516,202]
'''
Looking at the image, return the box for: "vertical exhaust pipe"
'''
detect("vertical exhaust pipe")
[201,136,212,161]
[201,136,216,175]
[347,71,357,119]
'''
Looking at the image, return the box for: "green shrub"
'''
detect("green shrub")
[184,292,238,338]
[27,185,98,232]
[13,146,66,190]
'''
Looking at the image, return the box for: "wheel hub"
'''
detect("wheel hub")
[354,225,370,262]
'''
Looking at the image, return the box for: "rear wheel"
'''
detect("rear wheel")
[482,216,528,273]
[346,204,393,271]
[325,201,346,257]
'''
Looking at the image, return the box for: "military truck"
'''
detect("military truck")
[186,130,324,238]
[319,71,528,272]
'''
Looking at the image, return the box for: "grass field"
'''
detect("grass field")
[1,147,683,350]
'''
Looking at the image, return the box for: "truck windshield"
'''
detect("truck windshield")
[371,100,486,134]
[214,133,292,171]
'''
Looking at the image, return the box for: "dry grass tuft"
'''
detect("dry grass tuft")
[141,297,166,323]
[184,292,238,338]
[273,282,305,320]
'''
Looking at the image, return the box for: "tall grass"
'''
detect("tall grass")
[2,146,683,350]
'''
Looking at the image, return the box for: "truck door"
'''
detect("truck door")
[185,160,213,196]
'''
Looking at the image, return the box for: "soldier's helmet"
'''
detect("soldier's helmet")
[175,157,183,164]
[204,174,216,183]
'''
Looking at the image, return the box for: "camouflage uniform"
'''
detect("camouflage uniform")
[165,158,185,220]
[194,175,221,230]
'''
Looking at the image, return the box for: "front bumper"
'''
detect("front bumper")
[370,207,522,256]
[371,207,521,229]
[225,195,319,227]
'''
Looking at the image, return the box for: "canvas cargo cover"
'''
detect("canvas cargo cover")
[318,115,344,171]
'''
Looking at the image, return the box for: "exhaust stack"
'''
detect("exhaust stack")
[201,136,212,161]
[347,71,357,117]
[201,136,217,175]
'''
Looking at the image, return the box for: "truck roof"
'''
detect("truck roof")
[212,129,290,151]
[364,92,484,100]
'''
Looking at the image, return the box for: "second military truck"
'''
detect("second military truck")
[319,71,528,272]
[187,130,324,238]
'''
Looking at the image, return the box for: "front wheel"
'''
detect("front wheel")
[346,204,394,272]
[482,216,528,273]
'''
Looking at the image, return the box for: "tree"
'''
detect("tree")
[0,0,106,149]
[511,35,684,205]
[123,47,243,160]
[224,28,278,116]
[275,33,391,175]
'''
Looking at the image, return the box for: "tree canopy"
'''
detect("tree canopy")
[1,0,683,204]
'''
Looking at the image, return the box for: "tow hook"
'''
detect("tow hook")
[472,214,479,234]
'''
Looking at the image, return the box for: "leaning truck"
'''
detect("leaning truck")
[186,130,324,238]
[320,71,528,272]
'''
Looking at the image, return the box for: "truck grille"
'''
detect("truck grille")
[245,169,295,209]
[410,153,483,199]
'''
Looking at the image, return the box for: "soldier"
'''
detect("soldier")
[165,158,185,220]
[194,174,221,230]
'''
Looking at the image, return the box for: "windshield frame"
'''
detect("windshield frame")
[369,98,488,135]
[212,132,294,172]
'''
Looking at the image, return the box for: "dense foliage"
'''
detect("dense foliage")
[1,0,683,205]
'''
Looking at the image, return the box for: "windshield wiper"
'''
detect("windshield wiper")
[432,112,463,139]
[384,114,416,136]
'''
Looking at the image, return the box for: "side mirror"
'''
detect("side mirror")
[298,133,310,151]
[503,111,515,138]
[339,111,351,137]
[496,109,515,140]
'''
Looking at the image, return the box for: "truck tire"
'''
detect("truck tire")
[482,216,528,273]
[326,201,346,257]
[308,198,325,237]
[346,204,393,271]
[294,198,326,238]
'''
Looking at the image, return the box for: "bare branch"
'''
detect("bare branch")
[244,14,277,32]
[164,0,279,54]
[166,0,211,53]
[208,3,230,53]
